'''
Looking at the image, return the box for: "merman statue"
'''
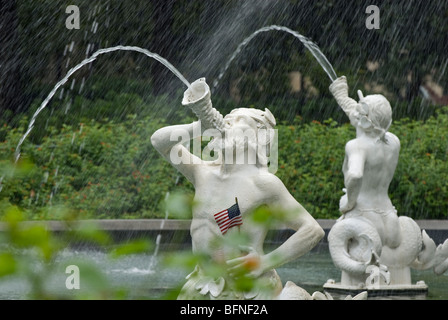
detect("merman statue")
[325,76,448,295]
[151,78,326,299]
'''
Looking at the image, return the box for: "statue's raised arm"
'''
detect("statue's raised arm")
[151,78,225,185]
[330,76,393,143]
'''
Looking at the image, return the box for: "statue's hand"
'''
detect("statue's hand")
[339,193,354,214]
[226,246,264,278]
[329,75,348,97]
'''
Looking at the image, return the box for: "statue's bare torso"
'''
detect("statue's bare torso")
[343,132,400,212]
[191,165,279,260]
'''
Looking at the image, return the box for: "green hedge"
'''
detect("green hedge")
[0,116,181,219]
[1,105,447,220]
[276,110,448,219]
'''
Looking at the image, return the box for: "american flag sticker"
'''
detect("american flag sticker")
[214,198,242,235]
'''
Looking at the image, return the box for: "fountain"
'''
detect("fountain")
[150,76,367,300]
[323,76,448,297]
[3,24,365,300]
[2,3,446,300]
[2,21,366,299]
[145,27,343,298]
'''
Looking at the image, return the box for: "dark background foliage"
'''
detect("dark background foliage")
[0,0,447,220]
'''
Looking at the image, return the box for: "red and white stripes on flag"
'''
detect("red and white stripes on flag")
[214,199,242,235]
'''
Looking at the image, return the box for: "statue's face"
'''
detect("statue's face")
[223,111,259,131]
[203,108,276,167]
[206,110,260,158]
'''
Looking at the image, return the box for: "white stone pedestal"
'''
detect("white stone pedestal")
[323,278,428,299]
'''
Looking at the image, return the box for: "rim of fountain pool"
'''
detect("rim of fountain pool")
[1,219,447,231]
[2,218,447,251]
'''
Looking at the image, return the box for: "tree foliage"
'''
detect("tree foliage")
[2,0,447,119]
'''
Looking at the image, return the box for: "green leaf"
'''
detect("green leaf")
[0,253,16,277]
[164,191,194,219]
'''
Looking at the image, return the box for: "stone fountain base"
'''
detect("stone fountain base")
[323,279,428,298]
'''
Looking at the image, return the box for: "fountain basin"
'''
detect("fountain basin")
[1,219,447,300]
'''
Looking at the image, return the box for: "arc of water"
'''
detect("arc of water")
[13,45,191,164]
[213,25,338,91]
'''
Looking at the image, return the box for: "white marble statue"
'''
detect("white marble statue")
[325,76,448,292]
[151,78,326,299]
